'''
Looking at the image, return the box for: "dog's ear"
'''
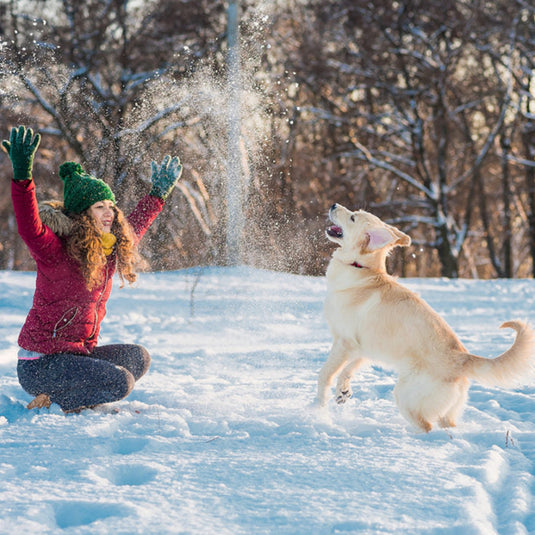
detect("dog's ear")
[366,227,397,251]
[389,225,411,247]
[366,225,411,251]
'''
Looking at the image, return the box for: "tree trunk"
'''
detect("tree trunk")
[523,122,535,277]
[436,221,459,278]
[500,133,513,277]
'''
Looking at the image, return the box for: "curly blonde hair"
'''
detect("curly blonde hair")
[65,206,139,290]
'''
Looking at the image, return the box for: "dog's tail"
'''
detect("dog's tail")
[465,320,535,387]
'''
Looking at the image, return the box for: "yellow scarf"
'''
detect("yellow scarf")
[101,232,117,256]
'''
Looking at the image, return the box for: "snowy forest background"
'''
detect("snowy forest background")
[0,0,534,279]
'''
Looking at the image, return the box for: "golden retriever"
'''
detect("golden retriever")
[318,203,534,432]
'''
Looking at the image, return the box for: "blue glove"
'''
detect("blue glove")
[149,155,183,201]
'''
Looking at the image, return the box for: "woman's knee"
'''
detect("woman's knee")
[117,367,136,398]
[124,344,150,380]
[91,343,151,380]
[135,345,151,379]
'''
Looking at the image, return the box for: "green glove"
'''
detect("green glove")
[149,155,183,201]
[2,125,41,181]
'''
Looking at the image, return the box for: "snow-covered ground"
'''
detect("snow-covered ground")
[1,267,534,534]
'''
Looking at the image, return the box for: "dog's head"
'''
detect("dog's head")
[326,204,411,270]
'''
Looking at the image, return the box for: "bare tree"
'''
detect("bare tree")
[0,0,228,268]
[265,0,534,277]
[1,0,534,277]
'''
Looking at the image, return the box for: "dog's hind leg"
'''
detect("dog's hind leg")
[335,358,367,404]
[393,373,438,433]
[317,338,356,406]
[395,373,467,433]
[438,377,469,429]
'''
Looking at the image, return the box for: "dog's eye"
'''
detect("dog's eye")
[350,215,355,222]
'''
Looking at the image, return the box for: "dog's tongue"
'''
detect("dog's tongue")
[327,225,343,238]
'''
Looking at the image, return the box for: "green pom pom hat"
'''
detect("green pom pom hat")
[59,162,115,214]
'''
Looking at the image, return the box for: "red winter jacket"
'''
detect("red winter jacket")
[12,179,164,356]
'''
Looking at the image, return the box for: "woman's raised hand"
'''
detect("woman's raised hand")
[2,125,41,181]
[149,155,183,201]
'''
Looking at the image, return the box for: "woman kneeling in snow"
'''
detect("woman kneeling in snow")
[3,125,182,413]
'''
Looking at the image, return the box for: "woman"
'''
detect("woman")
[3,125,182,413]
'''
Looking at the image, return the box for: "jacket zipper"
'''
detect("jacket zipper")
[88,264,109,341]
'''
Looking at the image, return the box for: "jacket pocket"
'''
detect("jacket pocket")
[52,307,79,338]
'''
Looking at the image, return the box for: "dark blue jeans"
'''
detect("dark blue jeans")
[17,344,150,412]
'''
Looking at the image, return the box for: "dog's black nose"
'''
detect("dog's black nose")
[330,203,338,211]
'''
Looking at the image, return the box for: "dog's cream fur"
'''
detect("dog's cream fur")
[318,203,535,432]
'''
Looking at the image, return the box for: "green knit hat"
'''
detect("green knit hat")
[59,162,115,214]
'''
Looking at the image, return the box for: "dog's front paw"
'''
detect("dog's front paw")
[335,389,352,404]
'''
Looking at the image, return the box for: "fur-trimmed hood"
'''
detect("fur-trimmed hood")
[39,200,73,237]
